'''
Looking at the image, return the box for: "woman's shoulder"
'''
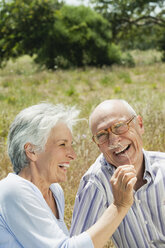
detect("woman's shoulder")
[0,173,23,194]
[0,173,41,201]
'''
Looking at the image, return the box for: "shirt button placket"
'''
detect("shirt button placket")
[134,196,151,244]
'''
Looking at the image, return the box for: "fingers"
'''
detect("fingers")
[113,165,136,178]
[110,165,137,208]
[126,176,137,191]
[111,165,136,190]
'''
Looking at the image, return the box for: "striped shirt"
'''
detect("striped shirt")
[70,150,165,248]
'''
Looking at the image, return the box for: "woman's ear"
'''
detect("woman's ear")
[136,115,144,135]
[24,143,37,161]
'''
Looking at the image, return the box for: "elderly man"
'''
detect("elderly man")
[70,99,165,247]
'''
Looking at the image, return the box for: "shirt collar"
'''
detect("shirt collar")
[100,154,115,175]
[143,149,155,181]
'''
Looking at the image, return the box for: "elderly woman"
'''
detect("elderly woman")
[0,103,136,248]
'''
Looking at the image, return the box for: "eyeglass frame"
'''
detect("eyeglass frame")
[92,115,137,145]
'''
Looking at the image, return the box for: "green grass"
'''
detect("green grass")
[0,50,164,248]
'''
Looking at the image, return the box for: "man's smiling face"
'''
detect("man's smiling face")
[91,100,144,171]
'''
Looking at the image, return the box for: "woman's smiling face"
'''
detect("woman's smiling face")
[35,122,76,184]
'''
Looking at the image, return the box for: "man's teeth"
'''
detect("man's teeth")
[58,163,70,168]
[115,145,128,155]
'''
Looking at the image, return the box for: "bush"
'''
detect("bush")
[0,2,122,69]
[120,52,135,67]
[158,31,165,62]
[35,5,122,68]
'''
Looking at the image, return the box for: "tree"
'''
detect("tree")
[36,5,122,68]
[158,28,165,61]
[0,2,122,68]
[0,0,62,65]
[89,0,165,48]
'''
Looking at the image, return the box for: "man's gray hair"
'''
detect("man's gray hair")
[7,103,79,174]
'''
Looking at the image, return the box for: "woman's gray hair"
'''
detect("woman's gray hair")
[7,103,80,174]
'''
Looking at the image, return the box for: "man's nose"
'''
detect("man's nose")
[108,131,121,145]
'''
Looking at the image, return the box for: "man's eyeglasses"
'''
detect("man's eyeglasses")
[92,115,136,145]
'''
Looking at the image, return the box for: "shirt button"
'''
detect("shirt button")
[135,199,141,204]
[144,220,148,225]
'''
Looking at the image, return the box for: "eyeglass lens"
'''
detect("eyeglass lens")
[96,122,129,144]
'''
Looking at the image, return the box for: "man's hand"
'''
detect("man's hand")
[110,165,137,209]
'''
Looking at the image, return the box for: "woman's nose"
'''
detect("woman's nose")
[68,147,77,160]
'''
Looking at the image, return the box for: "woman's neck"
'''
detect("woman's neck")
[19,165,49,193]
[19,165,59,218]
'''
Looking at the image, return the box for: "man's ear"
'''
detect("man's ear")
[24,143,37,161]
[136,115,144,135]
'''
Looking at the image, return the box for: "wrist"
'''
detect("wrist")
[112,202,131,213]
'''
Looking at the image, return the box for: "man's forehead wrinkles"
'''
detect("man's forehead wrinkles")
[95,115,131,133]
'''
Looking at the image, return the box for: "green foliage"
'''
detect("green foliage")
[36,5,122,68]
[118,71,132,84]
[121,52,135,67]
[65,85,76,96]
[0,0,61,66]
[158,31,165,61]
[0,2,122,69]
[100,75,115,86]
[90,0,165,50]
[130,49,162,66]
[114,85,122,93]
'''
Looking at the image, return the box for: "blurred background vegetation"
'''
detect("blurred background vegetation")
[0,0,165,247]
[1,0,165,69]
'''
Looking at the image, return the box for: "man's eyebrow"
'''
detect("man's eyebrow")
[57,139,68,142]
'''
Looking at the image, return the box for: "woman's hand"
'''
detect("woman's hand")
[110,165,137,209]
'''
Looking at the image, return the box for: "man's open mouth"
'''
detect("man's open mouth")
[115,144,131,155]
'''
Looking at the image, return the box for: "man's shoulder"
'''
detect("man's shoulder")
[145,150,165,162]
[77,154,113,202]
[81,154,111,185]
[83,154,104,175]
[145,150,165,170]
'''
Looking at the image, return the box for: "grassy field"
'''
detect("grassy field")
[0,50,164,247]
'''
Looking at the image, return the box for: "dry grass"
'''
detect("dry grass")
[0,50,164,248]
